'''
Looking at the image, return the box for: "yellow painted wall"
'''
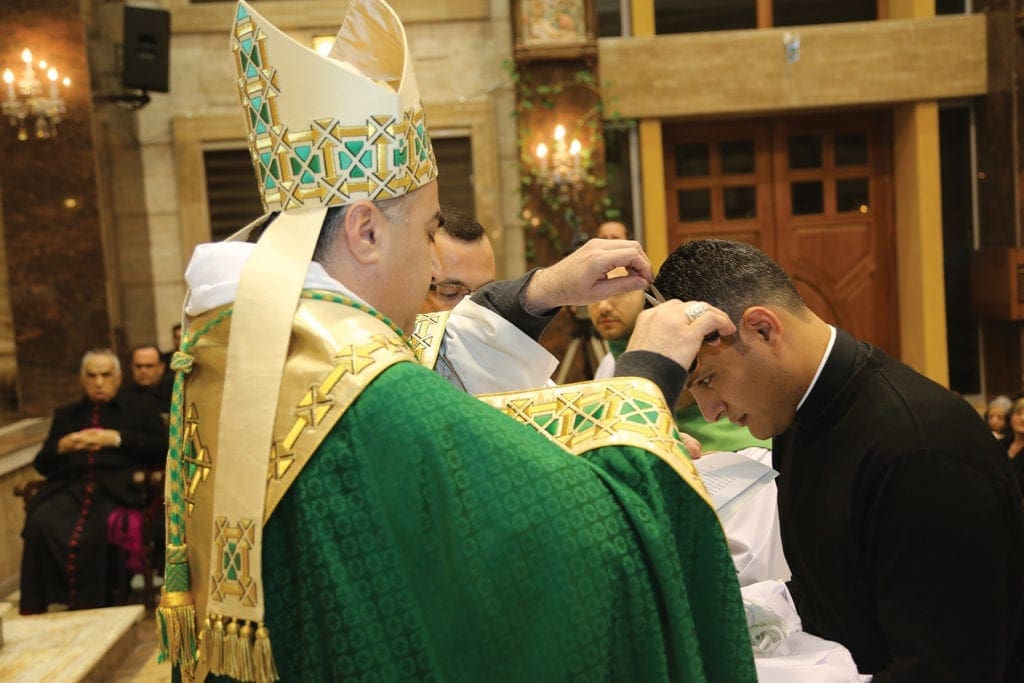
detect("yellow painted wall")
[890,0,949,385]
[892,102,949,385]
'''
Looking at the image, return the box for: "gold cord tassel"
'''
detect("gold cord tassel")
[198,614,211,668]
[156,588,197,667]
[205,614,225,674]
[253,622,280,683]
[237,621,255,682]
[223,618,243,679]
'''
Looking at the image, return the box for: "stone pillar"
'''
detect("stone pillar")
[0,0,114,415]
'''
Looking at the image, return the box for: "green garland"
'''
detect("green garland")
[505,61,631,261]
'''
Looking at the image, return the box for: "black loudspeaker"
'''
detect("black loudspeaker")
[123,6,170,93]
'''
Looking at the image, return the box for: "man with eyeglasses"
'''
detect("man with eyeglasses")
[422,205,495,312]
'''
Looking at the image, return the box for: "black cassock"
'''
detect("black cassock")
[775,328,1024,682]
[20,392,166,612]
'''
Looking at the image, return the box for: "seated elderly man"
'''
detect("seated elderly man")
[20,348,167,614]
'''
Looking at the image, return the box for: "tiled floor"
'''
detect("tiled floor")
[111,612,164,682]
[0,591,165,682]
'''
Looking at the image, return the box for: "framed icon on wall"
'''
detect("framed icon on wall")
[513,0,597,61]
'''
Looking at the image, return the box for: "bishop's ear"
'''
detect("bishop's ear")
[343,200,383,265]
[741,306,782,344]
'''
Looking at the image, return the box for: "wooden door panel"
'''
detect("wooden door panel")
[663,122,773,257]
[789,227,878,334]
[772,113,898,356]
[666,227,766,255]
[662,112,898,355]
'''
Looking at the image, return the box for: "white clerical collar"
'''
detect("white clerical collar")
[796,325,837,412]
[183,241,366,316]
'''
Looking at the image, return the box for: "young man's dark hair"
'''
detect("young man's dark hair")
[654,239,805,323]
[438,205,484,242]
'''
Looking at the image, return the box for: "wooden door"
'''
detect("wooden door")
[662,112,899,355]
[663,122,773,251]
[771,114,898,356]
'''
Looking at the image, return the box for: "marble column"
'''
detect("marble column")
[0,0,113,415]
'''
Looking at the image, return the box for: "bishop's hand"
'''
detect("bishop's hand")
[626,299,735,373]
[520,238,652,315]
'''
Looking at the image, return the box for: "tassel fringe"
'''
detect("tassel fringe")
[237,621,255,682]
[201,613,225,674]
[201,615,279,683]
[155,588,197,668]
[223,619,243,678]
[253,623,280,682]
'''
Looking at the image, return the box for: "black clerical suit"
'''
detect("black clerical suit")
[20,392,167,613]
[774,329,1024,681]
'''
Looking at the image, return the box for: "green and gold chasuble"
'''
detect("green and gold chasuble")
[172,295,755,682]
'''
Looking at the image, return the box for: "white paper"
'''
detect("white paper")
[695,450,779,518]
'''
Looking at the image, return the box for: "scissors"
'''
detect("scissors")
[642,282,719,373]
[642,282,667,308]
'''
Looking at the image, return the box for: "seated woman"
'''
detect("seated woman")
[987,395,1012,440]
[20,348,166,614]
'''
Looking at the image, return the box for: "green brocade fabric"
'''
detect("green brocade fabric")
[608,337,629,360]
[675,403,771,453]
[207,362,755,681]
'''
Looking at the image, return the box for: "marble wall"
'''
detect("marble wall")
[0,0,114,415]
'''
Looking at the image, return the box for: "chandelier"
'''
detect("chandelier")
[3,48,70,141]
[534,124,584,187]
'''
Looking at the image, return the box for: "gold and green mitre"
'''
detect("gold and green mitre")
[157,1,437,680]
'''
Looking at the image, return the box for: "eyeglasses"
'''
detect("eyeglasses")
[429,282,477,299]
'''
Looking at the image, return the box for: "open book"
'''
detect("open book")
[695,450,779,518]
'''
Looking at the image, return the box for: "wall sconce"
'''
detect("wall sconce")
[534,124,584,187]
[2,48,70,141]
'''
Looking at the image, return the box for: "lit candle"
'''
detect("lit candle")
[21,49,32,65]
[38,60,46,69]
[535,142,549,173]
[553,124,565,142]
[62,76,70,88]
[569,139,582,175]
[3,69,14,100]
[47,67,58,97]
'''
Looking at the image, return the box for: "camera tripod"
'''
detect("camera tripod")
[554,307,610,384]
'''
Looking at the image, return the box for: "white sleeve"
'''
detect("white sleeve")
[438,298,559,395]
[592,353,616,380]
[742,581,870,682]
[721,446,791,586]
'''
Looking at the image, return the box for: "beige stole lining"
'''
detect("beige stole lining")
[205,210,324,626]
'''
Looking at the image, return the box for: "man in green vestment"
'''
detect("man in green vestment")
[157,2,757,681]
